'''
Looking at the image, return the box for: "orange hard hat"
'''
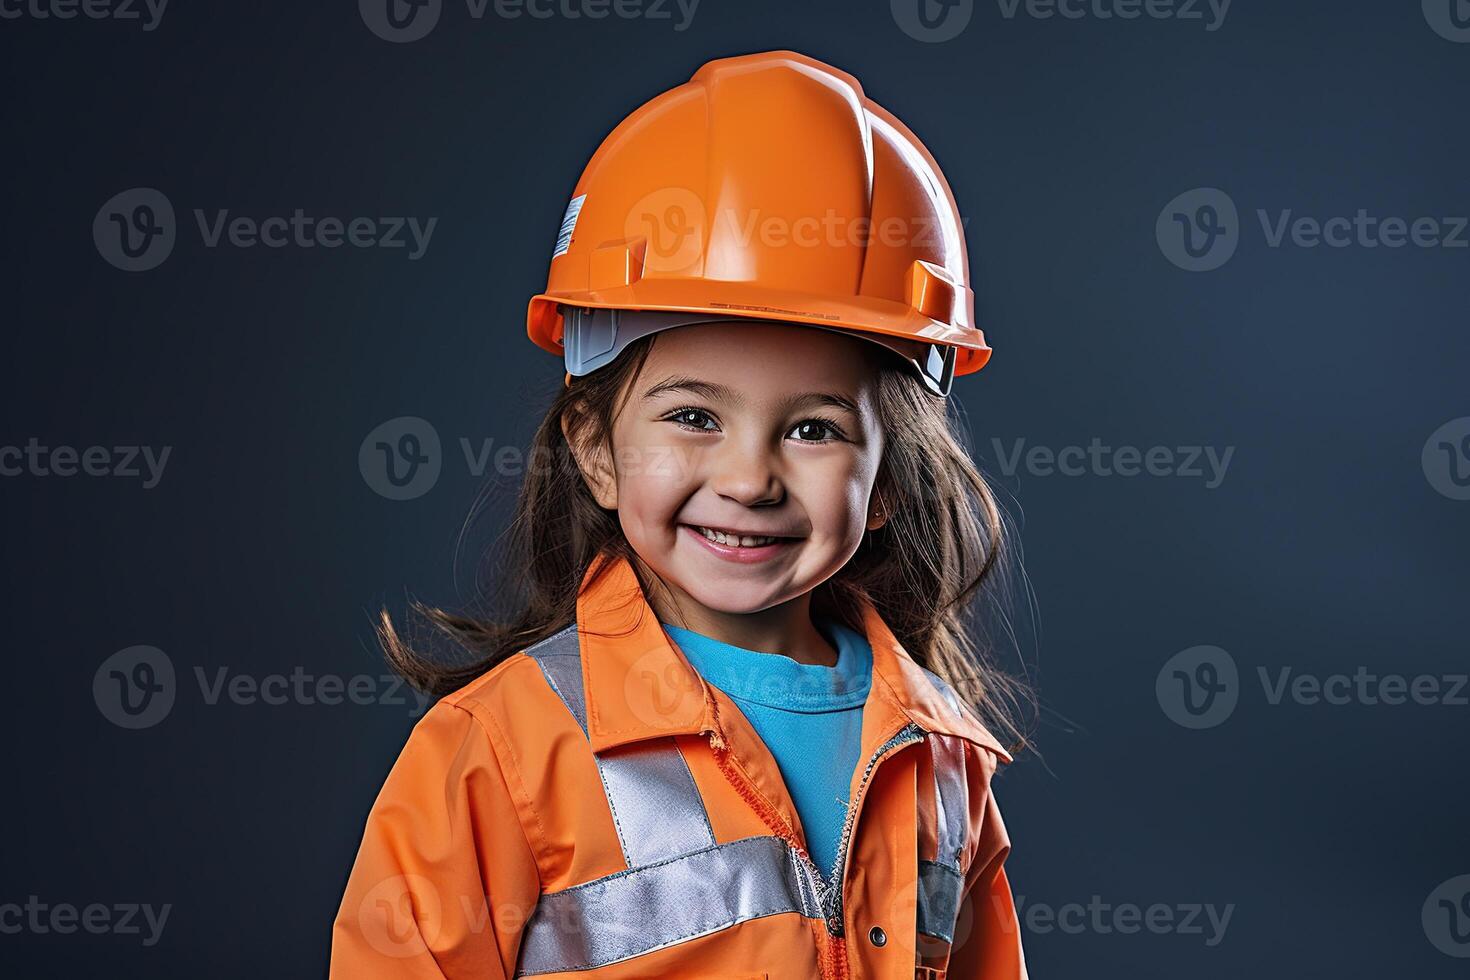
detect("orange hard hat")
[527,50,989,397]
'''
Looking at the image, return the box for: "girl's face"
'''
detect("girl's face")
[577,320,887,618]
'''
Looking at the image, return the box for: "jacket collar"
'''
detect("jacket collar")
[574,552,1012,763]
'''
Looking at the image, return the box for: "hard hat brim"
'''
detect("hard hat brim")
[527,279,990,380]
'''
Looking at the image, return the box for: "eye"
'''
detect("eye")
[663,407,719,432]
[788,417,846,443]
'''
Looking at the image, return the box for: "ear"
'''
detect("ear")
[866,488,888,532]
[561,403,619,510]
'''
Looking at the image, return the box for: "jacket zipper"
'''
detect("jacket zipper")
[820,720,927,938]
[702,719,849,978]
[701,688,928,978]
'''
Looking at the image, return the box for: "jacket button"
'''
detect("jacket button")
[868,925,887,947]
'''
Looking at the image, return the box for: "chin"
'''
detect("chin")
[673,576,784,615]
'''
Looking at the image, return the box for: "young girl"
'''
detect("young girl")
[331,50,1030,980]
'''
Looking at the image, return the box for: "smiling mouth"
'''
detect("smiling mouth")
[682,524,801,548]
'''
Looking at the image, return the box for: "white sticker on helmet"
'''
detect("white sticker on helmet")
[552,194,586,259]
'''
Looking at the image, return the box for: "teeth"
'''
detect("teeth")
[694,525,780,548]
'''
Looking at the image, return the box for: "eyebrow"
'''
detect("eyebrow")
[641,375,862,416]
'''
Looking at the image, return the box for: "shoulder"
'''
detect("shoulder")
[377,633,581,835]
[438,649,548,718]
[912,662,1013,771]
[428,625,583,755]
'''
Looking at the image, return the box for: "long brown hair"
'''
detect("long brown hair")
[377,333,1034,755]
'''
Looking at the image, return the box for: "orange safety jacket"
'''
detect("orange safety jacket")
[330,552,1027,979]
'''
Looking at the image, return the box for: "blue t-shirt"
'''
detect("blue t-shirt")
[661,618,872,879]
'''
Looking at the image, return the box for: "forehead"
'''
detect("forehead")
[635,320,881,401]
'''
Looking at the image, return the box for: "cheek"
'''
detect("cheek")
[792,455,877,533]
[618,467,676,526]
[609,435,689,530]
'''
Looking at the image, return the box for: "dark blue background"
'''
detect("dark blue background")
[2,0,1467,976]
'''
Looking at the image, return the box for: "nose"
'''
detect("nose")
[706,437,784,508]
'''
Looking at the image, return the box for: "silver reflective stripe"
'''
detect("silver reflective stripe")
[919,667,973,867]
[524,622,717,867]
[599,743,716,866]
[916,859,964,943]
[919,729,969,942]
[921,665,984,741]
[921,665,973,730]
[525,624,586,731]
[516,835,824,976]
[929,732,968,867]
